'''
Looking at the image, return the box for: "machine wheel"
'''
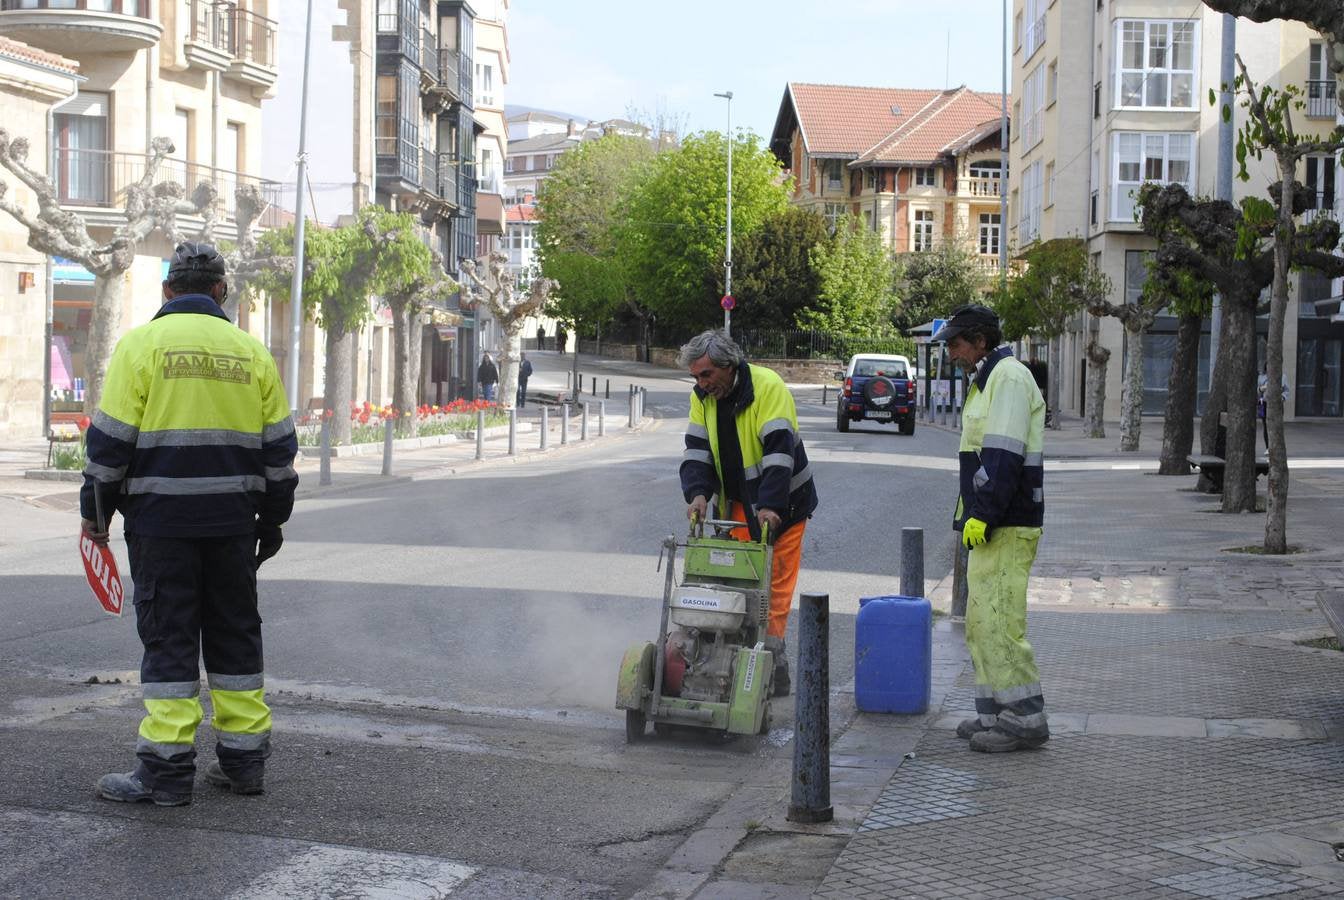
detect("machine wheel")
[625,709,646,743]
[899,414,915,436]
[836,403,850,433]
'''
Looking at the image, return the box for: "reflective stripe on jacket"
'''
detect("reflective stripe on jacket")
[80,295,298,537]
[955,346,1044,533]
[680,362,818,538]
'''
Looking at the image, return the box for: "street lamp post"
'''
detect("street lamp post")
[286,0,315,415]
[714,90,733,336]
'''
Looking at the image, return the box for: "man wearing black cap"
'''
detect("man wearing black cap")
[81,242,298,804]
[933,304,1049,753]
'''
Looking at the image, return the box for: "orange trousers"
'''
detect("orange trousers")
[728,502,806,639]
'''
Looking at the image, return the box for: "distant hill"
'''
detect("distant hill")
[504,103,589,124]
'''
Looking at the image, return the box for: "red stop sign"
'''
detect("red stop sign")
[79,533,124,616]
[720,294,735,311]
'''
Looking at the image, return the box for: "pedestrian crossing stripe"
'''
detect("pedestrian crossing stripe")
[227,844,475,899]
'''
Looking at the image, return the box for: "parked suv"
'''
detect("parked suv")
[836,353,916,435]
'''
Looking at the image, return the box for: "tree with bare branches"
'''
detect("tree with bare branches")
[0,134,210,411]
[460,251,553,409]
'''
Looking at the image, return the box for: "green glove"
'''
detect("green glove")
[962,517,988,550]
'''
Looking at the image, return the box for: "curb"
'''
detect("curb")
[23,469,82,482]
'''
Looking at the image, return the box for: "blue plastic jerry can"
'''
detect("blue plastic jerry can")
[855,595,932,714]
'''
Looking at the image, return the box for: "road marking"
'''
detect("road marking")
[228,844,475,899]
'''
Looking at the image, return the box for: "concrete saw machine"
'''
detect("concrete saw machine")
[616,518,775,742]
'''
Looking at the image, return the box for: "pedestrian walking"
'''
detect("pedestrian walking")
[517,352,533,407]
[536,324,546,352]
[82,242,298,805]
[478,351,499,403]
[556,326,567,355]
[934,304,1050,753]
[678,329,818,696]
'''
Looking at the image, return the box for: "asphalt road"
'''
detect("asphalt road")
[0,366,963,898]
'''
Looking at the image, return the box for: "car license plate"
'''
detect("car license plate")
[867,411,892,420]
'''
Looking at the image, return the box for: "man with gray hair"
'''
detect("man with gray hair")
[678,329,819,696]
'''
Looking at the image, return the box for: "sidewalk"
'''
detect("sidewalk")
[684,413,1344,898]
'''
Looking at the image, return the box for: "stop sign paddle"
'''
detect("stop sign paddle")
[80,491,123,616]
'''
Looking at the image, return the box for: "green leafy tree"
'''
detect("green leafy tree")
[537,134,654,352]
[801,214,896,335]
[892,243,987,333]
[730,206,829,333]
[994,238,1111,432]
[620,131,790,335]
[253,205,431,444]
[382,250,458,435]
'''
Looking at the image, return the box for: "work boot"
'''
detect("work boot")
[763,636,790,697]
[955,717,990,740]
[204,761,264,796]
[96,771,191,807]
[969,726,1049,753]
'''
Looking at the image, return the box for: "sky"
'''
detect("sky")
[507,1,1014,140]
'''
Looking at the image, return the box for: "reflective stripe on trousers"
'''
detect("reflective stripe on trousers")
[965,525,1049,739]
[727,501,807,639]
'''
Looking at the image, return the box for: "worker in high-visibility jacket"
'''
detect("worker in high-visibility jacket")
[934,305,1049,753]
[678,329,819,697]
[81,242,298,805]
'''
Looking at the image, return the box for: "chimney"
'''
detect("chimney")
[567,118,577,137]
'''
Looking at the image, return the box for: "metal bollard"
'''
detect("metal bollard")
[605,378,610,400]
[319,417,332,486]
[566,370,572,391]
[788,592,833,824]
[901,527,924,598]
[540,406,549,451]
[381,417,394,476]
[581,402,589,440]
[822,384,829,405]
[475,409,485,460]
[952,542,969,618]
[561,402,569,445]
[508,407,517,456]
[591,375,596,396]
[598,400,606,436]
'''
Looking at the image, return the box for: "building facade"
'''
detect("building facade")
[1008,1,1343,420]
[768,83,1007,277]
[0,0,277,439]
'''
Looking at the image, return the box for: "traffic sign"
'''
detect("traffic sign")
[79,532,124,616]
[931,318,947,340]
[720,294,736,311]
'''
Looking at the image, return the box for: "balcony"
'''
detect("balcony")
[959,177,1002,198]
[1301,191,1337,226]
[184,0,231,70]
[223,6,277,89]
[0,0,161,53]
[51,147,281,227]
[1306,80,1338,119]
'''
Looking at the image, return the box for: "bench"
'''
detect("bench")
[1187,454,1269,491]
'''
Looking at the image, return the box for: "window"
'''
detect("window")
[479,147,495,192]
[1024,0,1046,58]
[864,169,876,190]
[477,62,495,106]
[1116,19,1197,109]
[1045,161,1055,207]
[375,75,397,156]
[1304,153,1337,214]
[54,91,110,204]
[1093,81,1102,118]
[1011,100,1021,141]
[376,0,398,32]
[504,156,513,173]
[172,108,192,162]
[1023,64,1045,149]
[979,212,1001,256]
[913,167,938,187]
[968,160,1001,179]
[1124,250,1152,306]
[823,158,843,190]
[223,122,242,174]
[1047,60,1058,106]
[1019,160,1043,242]
[1112,131,1194,221]
[1308,43,1337,117]
[823,201,845,232]
[913,209,934,251]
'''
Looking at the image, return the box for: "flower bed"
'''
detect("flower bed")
[297,399,508,448]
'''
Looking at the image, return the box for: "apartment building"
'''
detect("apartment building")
[1010,0,1343,420]
[768,83,1007,276]
[468,0,507,355]
[0,0,277,439]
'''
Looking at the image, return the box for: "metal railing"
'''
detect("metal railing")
[225,5,275,67]
[1,0,150,13]
[1302,191,1337,225]
[1306,80,1338,118]
[51,147,281,218]
[188,0,226,47]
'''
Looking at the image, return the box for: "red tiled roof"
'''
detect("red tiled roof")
[506,204,538,223]
[0,36,78,74]
[783,82,1004,165]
